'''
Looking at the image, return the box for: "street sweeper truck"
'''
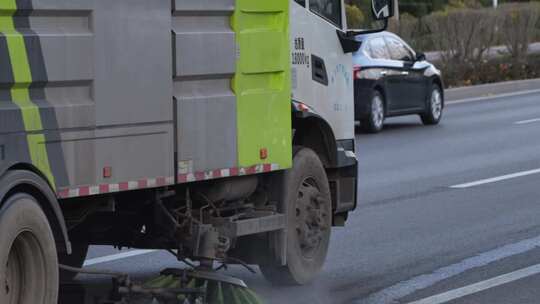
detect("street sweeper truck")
[0,0,393,302]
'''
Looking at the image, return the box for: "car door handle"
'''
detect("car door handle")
[401,71,409,75]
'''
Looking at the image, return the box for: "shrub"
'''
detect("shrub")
[388,13,421,49]
[346,4,366,29]
[499,3,540,64]
[386,3,540,87]
[442,54,540,87]
[424,8,498,66]
[421,7,499,86]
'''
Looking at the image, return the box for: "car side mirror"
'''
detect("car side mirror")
[416,52,426,62]
[337,30,361,54]
[402,55,413,62]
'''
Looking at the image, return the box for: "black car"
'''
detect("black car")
[353,31,444,133]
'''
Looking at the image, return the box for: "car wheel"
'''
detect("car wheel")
[421,84,443,125]
[361,91,385,133]
[0,193,59,304]
[59,243,89,281]
[260,148,332,285]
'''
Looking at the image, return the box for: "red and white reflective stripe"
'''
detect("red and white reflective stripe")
[57,176,175,199]
[57,164,280,199]
[177,163,279,183]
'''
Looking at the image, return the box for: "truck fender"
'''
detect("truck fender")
[292,101,338,167]
[0,168,71,255]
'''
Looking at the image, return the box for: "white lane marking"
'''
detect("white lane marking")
[355,235,540,304]
[450,168,540,189]
[408,263,540,304]
[515,118,540,125]
[446,88,540,105]
[83,249,157,267]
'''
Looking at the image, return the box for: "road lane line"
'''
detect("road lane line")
[83,249,157,267]
[407,263,540,304]
[355,235,540,304]
[447,88,540,105]
[450,168,540,189]
[515,118,540,125]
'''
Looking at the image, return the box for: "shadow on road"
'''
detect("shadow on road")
[59,280,116,304]
[356,122,430,136]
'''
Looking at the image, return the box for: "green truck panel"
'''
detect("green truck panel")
[233,0,292,169]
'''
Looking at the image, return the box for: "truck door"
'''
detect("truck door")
[290,0,355,141]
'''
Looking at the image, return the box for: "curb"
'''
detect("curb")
[445,78,540,103]
[447,89,540,105]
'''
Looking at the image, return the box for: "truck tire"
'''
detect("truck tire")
[59,243,89,281]
[260,148,332,285]
[0,193,59,304]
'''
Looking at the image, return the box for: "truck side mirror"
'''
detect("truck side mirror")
[371,0,395,20]
[346,1,395,35]
[337,30,361,54]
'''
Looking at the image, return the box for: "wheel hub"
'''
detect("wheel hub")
[5,240,23,304]
[2,231,49,304]
[372,96,384,128]
[431,90,442,120]
[295,178,329,259]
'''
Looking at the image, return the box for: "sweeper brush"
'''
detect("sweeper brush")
[101,267,264,304]
[141,268,264,304]
[60,263,264,304]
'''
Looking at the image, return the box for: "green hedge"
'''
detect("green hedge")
[387,3,540,87]
[443,53,540,87]
[391,3,540,52]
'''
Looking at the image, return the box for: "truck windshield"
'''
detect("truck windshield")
[310,0,343,27]
[346,0,386,30]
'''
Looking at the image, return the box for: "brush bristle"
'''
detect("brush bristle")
[143,274,264,304]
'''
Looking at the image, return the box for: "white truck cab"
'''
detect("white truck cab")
[291,0,355,141]
[291,0,394,142]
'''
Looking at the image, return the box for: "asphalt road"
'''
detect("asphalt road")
[62,90,540,304]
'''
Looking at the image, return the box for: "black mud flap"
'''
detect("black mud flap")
[328,139,358,225]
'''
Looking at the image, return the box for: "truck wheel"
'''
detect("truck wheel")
[59,243,89,281]
[0,193,59,304]
[261,148,332,285]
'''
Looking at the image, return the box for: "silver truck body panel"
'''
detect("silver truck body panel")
[1,0,293,198]
[173,0,238,173]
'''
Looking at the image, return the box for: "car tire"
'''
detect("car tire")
[421,83,444,125]
[360,90,385,133]
[0,193,59,304]
[59,243,89,281]
[260,148,332,285]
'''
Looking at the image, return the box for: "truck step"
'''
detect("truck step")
[215,213,286,238]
